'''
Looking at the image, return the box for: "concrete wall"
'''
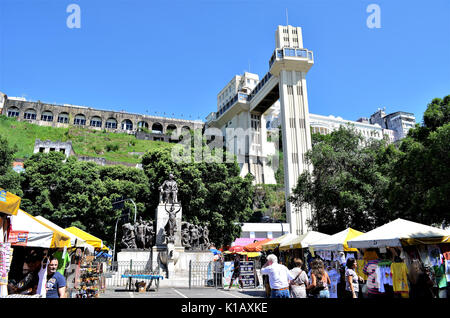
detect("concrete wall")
[3,97,204,134]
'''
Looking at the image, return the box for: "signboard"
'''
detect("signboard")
[240,261,256,288]
[8,230,29,246]
[223,261,257,289]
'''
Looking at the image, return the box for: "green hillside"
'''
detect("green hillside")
[0,115,174,164]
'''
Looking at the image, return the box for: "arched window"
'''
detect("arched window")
[138,121,149,130]
[105,118,117,129]
[7,107,19,118]
[122,119,133,131]
[152,122,163,134]
[58,112,69,124]
[24,108,37,120]
[166,124,177,134]
[74,114,86,126]
[41,110,54,122]
[90,116,102,128]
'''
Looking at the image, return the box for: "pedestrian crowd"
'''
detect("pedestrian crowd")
[261,253,366,298]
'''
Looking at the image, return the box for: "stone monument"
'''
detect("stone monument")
[154,173,184,278]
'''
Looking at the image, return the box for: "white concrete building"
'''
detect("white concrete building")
[370,109,416,141]
[241,222,290,239]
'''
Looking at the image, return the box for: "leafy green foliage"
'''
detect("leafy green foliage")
[19,153,151,247]
[388,95,450,226]
[0,134,22,196]
[289,127,393,233]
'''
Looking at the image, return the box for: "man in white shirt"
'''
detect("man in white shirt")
[261,254,294,298]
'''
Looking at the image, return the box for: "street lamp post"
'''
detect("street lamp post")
[279,220,284,236]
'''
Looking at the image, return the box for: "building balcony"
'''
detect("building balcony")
[269,47,314,75]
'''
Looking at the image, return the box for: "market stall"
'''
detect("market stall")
[64,226,109,297]
[5,209,72,298]
[347,218,450,298]
[308,228,364,298]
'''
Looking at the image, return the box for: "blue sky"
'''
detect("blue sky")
[1,0,449,123]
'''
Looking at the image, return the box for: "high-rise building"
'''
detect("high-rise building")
[370,109,416,141]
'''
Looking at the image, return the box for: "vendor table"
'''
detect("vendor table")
[121,273,164,292]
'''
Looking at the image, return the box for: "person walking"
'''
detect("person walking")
[261,254,295,298]
[345,258,363,298]
[307,258,331,298]
[289,258,309,298]
[228,254,244,290]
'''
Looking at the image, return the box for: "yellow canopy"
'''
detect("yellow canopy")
[0,188,21,216]
[310,228,364,252]
[224,251,261,257]
[65,226,108,250]
[261,233,297,251]
[279,231,331,251]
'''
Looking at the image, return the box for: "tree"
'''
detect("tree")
[0,134,22,196]
[20,153,151,247]
[289,126,394,234]
[388,95,450,226]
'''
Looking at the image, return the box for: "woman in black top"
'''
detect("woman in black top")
[228,254,244,289]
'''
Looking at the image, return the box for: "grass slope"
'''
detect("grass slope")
[0,115,173,164]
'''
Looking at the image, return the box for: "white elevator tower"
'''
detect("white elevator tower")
[270,25,314,235]
[205,25,314,235]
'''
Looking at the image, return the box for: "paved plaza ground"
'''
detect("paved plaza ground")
[100,287,267,298]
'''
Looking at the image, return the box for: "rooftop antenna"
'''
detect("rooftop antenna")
[286,8,289,26]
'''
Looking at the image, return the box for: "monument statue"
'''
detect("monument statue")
[121,222,137,249]
[202,225,210,248]
[189,224,199,249]
[159,173,178,204]
[181,222,191,248]
[144,220,155,249]
[135,217,146,249]
[164,203,181,244]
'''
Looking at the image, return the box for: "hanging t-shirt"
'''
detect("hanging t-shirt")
[427,246,442,267]
[376,266,385,293]
[417,246,431,267]
[391,262,409,293]
[445,259,450,282]
[328,268,340,298]
[363,260,381,294]
[433,264,447,289]
[53,250,71,275]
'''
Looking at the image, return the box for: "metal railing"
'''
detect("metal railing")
[189,261,223,289]
[104,260,160,288]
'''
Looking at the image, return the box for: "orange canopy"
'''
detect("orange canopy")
[244,238,273,252]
